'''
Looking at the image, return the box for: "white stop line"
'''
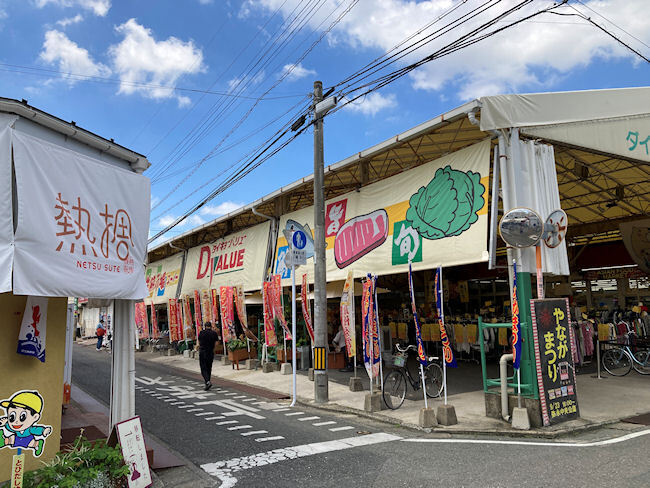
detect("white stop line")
[402,428,650,448]
[201,433,401,488]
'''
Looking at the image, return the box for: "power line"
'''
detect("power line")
[573,0,650,50]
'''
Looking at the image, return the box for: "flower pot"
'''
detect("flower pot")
[277,348,302,363]
[228,347,257,370]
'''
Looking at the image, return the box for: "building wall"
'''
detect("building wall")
[0,293,66,482]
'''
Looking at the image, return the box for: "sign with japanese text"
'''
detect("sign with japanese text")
[135,302,149,340]
[112,416,152,488]
[145,253,182,304]
[167,299,178,342]
[275,140,489,283]
[193,290,202,339]
[361,278,380,379]
[219,286,235,342]
[531,298,580,426]
[11,131,150,299]
[0,122,13,293]
[262,281,278,347]
[339,271,356,358]
[301,274,314,343]
[234,284,256,341]
[150,304,158,341]
[181,221,270,294]
[271,274,291,340]
[17,296,48,362]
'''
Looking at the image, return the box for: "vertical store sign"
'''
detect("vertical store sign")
[17,296,48,362]
[11,131,150,299]
[531,298,580,426]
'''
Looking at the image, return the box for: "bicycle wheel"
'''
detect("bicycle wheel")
[602,348,632,376]
[424,363,443,398]
[632,350,650,375]
[383,370,407,409]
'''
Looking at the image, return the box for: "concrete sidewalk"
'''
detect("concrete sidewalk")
[138,349,650,437]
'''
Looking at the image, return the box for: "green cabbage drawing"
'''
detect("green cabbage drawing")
[406,165,485,240]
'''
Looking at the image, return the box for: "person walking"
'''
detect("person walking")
[95,320,106,350]
[198,322,219,390]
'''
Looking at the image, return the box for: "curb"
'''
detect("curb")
[134,350,626,440]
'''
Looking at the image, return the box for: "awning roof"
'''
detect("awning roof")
[148,87,650,265]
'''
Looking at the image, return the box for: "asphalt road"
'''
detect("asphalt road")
[72,344,650,488]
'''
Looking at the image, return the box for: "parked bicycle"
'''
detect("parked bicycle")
[601,332,650,376]
[382,344,443,409]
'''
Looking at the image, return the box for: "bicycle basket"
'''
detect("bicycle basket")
[393,354,406,367]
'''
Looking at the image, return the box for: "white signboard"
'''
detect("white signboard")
[181,220,270,294]
[11,131,150,299]
[275,140,491,283]
[0,116,15,293]
[145,253,183,304]
[114,416,152,488]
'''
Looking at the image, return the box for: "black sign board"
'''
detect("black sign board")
[530,298,580,426]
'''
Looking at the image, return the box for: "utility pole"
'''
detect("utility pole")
[313,80,328,403]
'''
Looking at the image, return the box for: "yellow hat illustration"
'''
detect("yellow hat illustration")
[1,391,44,414]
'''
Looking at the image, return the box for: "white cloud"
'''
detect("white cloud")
[200,201,244,217]
[281,63,316,81]
[344,92,396,116]
[39,30,110,81]
[56,14,84,27]
[158,215,176,227]
[35,0,110,17]
[227,71,265,93]
[248,0,650,100]
[108,19,205,107]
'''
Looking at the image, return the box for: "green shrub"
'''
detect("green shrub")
[226,338,247,352]
[22,434,129,488]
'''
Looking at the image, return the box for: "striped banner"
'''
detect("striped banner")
[301,274,314,342]
[313,346,327,370]
[511,260,522,370]
[435,267,457,368]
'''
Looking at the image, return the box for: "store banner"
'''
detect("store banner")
[182,296,194,340]
[275,140,490,284]
[201,289,213,325]
[193,290,202,339]
[271,274,291,340]
[263,281,278,347]
[210,289,220,329]
[511,261,522,370]
[150,304,158,342]
[145,253,183,305]
[234,284,257,342]
[175,299,184,341]
[135,302,149,339]
[361,279,380,379]
[220,286,235,342]
[17,296,48,362]
[12,131,150,299]
[301,274,314,343]
[181,221,270,294]
[531,298,580,426]
[339,271,356,357]
[435,267,457,368]
[408,263,427,365]
[0,120,14,293]
[167,299,178,342]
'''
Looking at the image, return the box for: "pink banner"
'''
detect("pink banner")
[175,298,184,340]
[135,302,149,339]
[272,274,291,340]
[167,299,178,341]
[211,288,219,329]
[220,286,235,342]
[183,296,194,340]
[301,274,314,343]
[263,281,278,347]
[193,289,202,340]
[234,285,257,341]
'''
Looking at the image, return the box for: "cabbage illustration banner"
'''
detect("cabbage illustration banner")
[275,140,490,284]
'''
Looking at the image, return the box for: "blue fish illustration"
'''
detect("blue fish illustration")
[285,219,315,260]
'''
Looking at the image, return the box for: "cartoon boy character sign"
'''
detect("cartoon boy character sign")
[0,390,52,457]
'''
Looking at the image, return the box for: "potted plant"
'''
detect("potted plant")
[227,337,256,369]
[22,434,129,488]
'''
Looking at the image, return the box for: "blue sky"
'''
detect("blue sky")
[0,0,648,246]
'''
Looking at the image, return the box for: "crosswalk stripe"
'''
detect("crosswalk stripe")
[298,416,319,421]
[273,408,290,412]
[216,420,238,425]
[241,430,268,436]
[329,426,355,432]
[242,398,256,402]
[313,421,336,427]
[204,416,225,421]
[255,436,285,442]
[227,425,252,431]
[285,412,303,416]
[195,412,214,416]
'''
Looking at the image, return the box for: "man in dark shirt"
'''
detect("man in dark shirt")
[198,322,219,390]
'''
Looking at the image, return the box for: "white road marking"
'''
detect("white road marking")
[251,401,267,406]
[402,429,650,448]
[177,405,192,409]
[170,402,184,406]
[205,416,225,421]
[195,399,265,420]
[227,425,252,431]
[255,436,285,443]
[224,393,238,396]
[216,420,239,426]
[298,416,319,421]
[240,430,268,436]
[201,433,401,487]
[242,399,256,402]
[195,412,214,416]
[187,408,203,413]
[313,421,336,427]
[273,408,291,412]
[329,426,355,432]
[233,396,247,399]
[285,412,304,417]
[164,399,176,402]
